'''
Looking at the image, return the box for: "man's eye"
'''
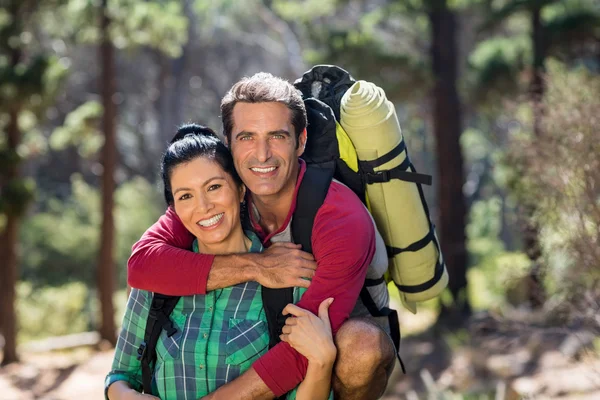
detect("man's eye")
[208,184,221,191]
[178,193,191,201]
[271,134,285,139]
[239,135,252,141]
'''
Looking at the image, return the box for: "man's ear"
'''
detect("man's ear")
[239,184,246,201]
[297,128,307,156]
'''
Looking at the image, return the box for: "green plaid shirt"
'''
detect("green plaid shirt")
[106,231,274,399]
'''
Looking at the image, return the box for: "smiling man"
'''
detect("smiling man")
[127,73,396,400]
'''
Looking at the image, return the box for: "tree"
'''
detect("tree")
[427,0,469,317]
[97,0,118,345]
[472,0,600,306]
[0,0,65,365]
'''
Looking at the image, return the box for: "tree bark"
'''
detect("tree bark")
[523,3,546,308]
[429,0,470,317]
[97,0,117,345]
[0,108,22,365]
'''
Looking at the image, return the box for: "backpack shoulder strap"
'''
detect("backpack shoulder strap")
[292,162,335,253]
[262,162,334,349]
[137,293,180,394]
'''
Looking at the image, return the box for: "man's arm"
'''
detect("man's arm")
[200,368,274,400]
[208,185,376,398]
[128,208,317,296]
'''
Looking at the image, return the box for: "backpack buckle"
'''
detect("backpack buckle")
[365,170,390,184]
[137,341,147,360]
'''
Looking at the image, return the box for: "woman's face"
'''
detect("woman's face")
[171,156,245,253]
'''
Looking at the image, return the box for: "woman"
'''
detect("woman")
[105,124,335,400]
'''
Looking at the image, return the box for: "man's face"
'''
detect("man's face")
[229,102,306,198]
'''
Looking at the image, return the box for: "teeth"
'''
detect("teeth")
[198,213,224,227]
[251,166,276,173]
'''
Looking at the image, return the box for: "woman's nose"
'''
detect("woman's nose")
[195,193,214,214]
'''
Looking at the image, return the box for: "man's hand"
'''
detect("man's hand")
[252,242,317,289]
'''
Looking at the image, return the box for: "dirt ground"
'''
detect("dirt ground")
[1,310,599,400]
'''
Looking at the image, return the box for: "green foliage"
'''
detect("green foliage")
[508,60,600,298]
[47,0,188,56]
[467,36,529,104]
[272,0,431,101]
[479,0,560,32]
[0,177,36,217]
[49,101,103,157]
[272,0,337,22]
[16,281,92,342]
[16,282,128,342]
[466,196,531,310]
[20,175,162,287]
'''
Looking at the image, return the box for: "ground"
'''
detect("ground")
[1,310,599,399]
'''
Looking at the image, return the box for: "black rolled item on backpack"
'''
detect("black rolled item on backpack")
[294,65,356,121]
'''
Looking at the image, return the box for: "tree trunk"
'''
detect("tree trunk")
[523,3,546,308]
[429,0,470,318]
[97,0,117,345]
[0,108,22,365]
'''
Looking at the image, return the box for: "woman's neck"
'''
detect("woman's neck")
[196,225,251,255]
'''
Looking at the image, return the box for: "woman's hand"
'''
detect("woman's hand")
[280,298,337,366]
[107,382,160,400]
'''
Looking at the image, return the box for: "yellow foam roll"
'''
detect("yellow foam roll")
[340,81,448,313]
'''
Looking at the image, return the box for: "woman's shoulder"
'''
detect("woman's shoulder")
[245,230,264,253]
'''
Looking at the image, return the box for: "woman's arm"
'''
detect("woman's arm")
[107,381,158,400]
[280,299,337,400]
[105,289,153,399]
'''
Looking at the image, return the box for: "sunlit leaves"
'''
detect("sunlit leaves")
[50,101,103,157]
[467,36,529,103]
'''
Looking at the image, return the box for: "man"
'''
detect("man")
[128,72,396,399]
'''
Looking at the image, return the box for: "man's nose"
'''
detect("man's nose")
[255,138,272,163]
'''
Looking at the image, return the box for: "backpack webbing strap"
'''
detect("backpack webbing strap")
[262,162,334,350]
[138,293,180,394]
[393,259,445,294]
[359,287,406,373]
[359,140,406,171]
[386,225,435,257]
[359,141,433,186]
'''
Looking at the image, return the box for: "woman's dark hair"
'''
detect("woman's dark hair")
[161,123,243,206]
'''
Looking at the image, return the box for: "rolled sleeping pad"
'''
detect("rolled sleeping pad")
[339,80,449,313]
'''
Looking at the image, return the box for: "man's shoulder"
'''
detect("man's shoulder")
[316,180,371,225]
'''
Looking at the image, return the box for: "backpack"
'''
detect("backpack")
[137,293,180,394]
[262,66,448,373]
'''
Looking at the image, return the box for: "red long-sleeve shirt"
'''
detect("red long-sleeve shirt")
[127,161,376,396]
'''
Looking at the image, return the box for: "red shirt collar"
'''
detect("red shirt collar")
[248,159,307,244]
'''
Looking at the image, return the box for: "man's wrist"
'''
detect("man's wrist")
[235,252,260,283]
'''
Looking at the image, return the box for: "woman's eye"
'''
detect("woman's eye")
[178,193,191,201]
[208,184,221,192]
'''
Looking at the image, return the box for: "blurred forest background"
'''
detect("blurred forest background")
[0,0,599,399]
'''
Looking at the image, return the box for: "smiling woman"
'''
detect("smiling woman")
[104,124,269,400]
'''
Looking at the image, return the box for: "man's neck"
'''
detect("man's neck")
[252,177,297,236]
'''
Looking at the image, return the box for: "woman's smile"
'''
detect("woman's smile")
[197,212,225,229]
